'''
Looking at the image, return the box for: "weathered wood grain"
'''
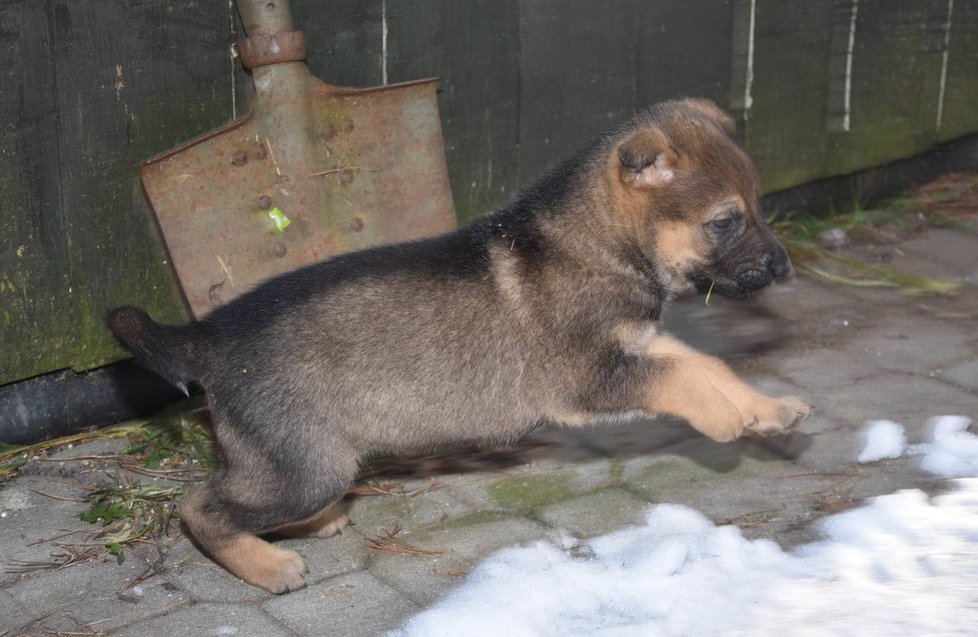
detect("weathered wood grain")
[0,1,67,383]
[0,0,233,384]
[937,0,978,142]
[637,0,735,109]
[385,0,520,223]
[517,0,640,187]
[745,0,834,192]
[830,0,948,177]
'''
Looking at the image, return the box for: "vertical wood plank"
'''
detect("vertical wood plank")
[830,0,948,175]
[636,0,735,109]
[384,0,521,223]
[0,0,69,383]
[937,0,978,142]
[0,0,237,383]
[50,0,234,373]
[743,0,834,192]
[517,0,639,187]
[292,0,384,88]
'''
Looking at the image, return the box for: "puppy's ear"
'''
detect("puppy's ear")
[683,98,736,134]
[617,129,677,190]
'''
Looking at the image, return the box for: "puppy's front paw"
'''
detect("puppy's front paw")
[689,401,748,443]
[746,396,812,436]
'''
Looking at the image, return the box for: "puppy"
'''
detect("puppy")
[110,98,811,593]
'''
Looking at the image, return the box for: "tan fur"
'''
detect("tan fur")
[643,334,811,441]
[213,535,308,593]
[653,221,706,292]
[178,485,307,593]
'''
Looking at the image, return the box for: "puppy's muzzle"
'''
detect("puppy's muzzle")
[737,249,794,288]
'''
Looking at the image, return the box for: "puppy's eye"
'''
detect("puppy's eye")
[710,217,735,230]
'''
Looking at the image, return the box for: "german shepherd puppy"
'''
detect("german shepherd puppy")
[110,99,811,593]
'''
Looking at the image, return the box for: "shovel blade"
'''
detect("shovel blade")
[141,75,456,317]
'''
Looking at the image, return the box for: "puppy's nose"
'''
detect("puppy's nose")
[762,250,793,282]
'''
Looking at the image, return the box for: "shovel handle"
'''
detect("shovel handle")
[237,0,294,36]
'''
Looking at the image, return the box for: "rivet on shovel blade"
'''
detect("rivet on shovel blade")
[350,216,364,232]
[258,194,273,210]
[340,118,355,134]
[231,151,248,166]
[273,242,287,257]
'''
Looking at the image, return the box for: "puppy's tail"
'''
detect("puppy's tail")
[108,307,203,396]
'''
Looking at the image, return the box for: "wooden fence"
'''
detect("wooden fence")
[1,0,976,387]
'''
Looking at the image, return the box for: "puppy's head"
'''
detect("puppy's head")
[611,99,791,297]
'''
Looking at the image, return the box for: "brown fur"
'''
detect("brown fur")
[110,99,811,593]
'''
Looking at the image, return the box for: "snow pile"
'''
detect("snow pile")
[857,420,906,463]
[913,415,978,478]
[394,416,978,637]
[857,415,978,477]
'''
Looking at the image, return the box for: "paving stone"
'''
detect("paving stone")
[567,416,699,458]
[837,312,974,376]
[167,559,271,606]
[813,372,978,431]
[367,513,555,606]
[939,358,978,390]
[620,453,834,543]
[7,558,192,633]
[759,274,862,320]
[263,571,417,637]
[111,602,294,637]
[445,458,619,515]
[769,345,889,393]
[346,481,475,537]
[0,480,92,587]
[898,228,978,283]
[364,549,470,607]
[536,486,650,537]
[0,589,31,634]
[286,523,371,587]
[620,447,768,504]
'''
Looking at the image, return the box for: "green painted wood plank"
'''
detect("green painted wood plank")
[1,0,235,384]
[937,0,978,142]
[294,0,385,88]
[829,0,948,176]
[744,0,834,193]
[517,0,640,187]
[0,1,70,383]
[49,0,234,375]
[637,0,734,109]
[384,0,521,224]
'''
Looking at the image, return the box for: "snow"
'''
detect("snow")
[393,416,978,637]
[858,420,906,463]
[913,415,978,478]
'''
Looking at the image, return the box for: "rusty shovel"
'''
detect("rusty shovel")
[141,0,456,317]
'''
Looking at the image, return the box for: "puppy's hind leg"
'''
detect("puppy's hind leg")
[274,502,350,539]
[179,470,351,594]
